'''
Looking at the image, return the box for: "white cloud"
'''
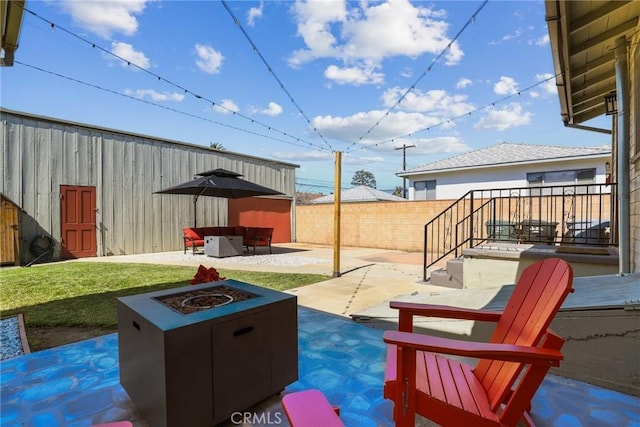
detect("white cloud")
[195,44,224,74]
[534,34,550,46]
[312,110,442,145]
[213,99,239,114]
[288,0,463,80]
[272,150,334,161]
[392,136,468,155]
[474,103,533,131]
[261,102,283,116]
[456,78,472,89]
[247,1,264,26]
[381,87,474,118]
[110,42,150,69]
[502,28,523,42]
[343,155,385,165]
[288,0,346,66]
[493,76,519,96]
[248,102,283,116]
[59,0,148,38]
[265,136,468,164]
[324,64,384,85]
[124,89,184,102]
[535,73,557,95]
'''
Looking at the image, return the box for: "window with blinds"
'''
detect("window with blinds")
[527,168,596,195]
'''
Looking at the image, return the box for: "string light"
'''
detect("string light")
[18,2,565,177]
[220,0,335,152]
[20,5,328,152]
[348,72,562,153]
[345,0,489,152]
[15,61,328,152]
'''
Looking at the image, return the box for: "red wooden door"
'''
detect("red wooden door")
[60,185,97,259]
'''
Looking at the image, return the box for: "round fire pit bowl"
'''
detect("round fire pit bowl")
[181,293,234,309]
[155,286,255,314]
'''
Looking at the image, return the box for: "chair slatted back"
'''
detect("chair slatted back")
[473,258,573,411]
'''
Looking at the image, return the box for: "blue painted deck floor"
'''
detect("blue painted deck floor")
[1,307,639,426]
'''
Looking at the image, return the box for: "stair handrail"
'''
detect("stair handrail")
[423,189,474,280]
[423,182,617,281]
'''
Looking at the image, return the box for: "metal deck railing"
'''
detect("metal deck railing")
[423,183,618,280]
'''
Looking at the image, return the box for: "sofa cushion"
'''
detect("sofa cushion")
[219,226,237,236]
[183,227,204,241]
[244,227,273,246]
[244,227,258,240]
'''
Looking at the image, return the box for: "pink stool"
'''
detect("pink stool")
[282,389,343,427]
[92,422,133,427]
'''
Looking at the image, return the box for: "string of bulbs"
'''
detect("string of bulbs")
[15,61,322,151]
[20,4,330,153]
[19,1,561,164]
[345,0,490,152]
[345,72,563,154]
[220,0,334,152]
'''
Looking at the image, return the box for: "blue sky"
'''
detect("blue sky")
[1,0,612,193]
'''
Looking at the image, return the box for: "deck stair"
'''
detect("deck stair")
[423,183,617,282]
[429,258,464,288]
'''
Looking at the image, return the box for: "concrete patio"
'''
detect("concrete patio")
[2,243,639,426]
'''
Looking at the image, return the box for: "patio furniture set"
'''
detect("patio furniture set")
[486,218,611,245]
[111,256,573,426]
[182,226,274,256]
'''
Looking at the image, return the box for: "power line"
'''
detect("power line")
[220,0,335,152]
[20,5,329,153]
[345,0,489,152]
[15,61,317,150]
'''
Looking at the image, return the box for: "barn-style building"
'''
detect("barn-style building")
[0,108,297,265]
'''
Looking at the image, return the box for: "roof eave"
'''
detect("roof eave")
[1,0,25,67]
[545,0,572,126]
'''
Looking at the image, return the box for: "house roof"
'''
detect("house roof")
[545,1,639,125]
[311,186,405,204]
[399,142,611,176]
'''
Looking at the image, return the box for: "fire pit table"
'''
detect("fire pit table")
[117,279,298,427]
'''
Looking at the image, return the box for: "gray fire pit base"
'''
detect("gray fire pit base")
[117,279,298,427]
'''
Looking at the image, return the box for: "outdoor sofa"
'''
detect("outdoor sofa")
[182,226,273,255]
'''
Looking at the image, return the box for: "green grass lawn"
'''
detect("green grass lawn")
[0,262,327,349]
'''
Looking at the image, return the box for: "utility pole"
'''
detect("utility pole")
[395,144,415,198]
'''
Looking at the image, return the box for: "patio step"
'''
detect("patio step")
[429,268,463,289]
[446,258,464,285]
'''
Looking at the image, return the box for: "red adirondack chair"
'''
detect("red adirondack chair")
[383,258,574,427]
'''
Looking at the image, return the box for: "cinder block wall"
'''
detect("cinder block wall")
[295,200,455,252]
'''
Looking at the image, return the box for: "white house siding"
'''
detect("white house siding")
[408,157,609,200]
[0,109,296,263]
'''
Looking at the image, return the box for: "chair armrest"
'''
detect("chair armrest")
[390,301,503,322]
[383,330,563,366]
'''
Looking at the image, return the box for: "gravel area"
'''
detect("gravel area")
[213,253,327,266]
[127,251,330,266]
[1,316,25,361]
